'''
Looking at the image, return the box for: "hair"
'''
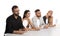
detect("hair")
[35,9,40,13]
[47,10,53,14]
[23,10,30,19]
[12,5,18,12]
[48,16,53,24]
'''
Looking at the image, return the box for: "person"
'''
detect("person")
[43,10,56,27]
[5,5,26,35]
[32,9,48,30]
[22,10,35,31]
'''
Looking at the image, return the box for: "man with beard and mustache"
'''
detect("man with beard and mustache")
[32,9,48,30]
[4,5,26,35]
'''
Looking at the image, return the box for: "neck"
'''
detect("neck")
[36,16,40,19]
[14,14,18,19]
[46,15,48,19]
[25,17,29,19]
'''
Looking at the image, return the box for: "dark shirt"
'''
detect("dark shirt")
[43,16,48,24]
[5,14,24,34]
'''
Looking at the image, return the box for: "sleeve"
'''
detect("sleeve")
[19,17,25,29]
[5,18,13,33]
[5,18,9,33]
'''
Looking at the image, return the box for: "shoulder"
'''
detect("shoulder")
[6,15,12,20]
[32,16,36,19]
[40,17,43,20]
[43,16,46,20]
[18,16,23,21]
[6,15,13,22]
[18,16,21,18]
[26,18,30,21]
[43,16,46,18]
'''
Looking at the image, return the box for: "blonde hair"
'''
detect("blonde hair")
[48,16,53,25]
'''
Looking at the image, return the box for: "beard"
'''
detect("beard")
[14,13,19,16]
[37,16,41,17]
[37,15,41,17]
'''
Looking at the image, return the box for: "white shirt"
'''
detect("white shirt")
[46,19,48,24]
[32,16,45,28]
[23,20,28,28]
[37,19,40,27]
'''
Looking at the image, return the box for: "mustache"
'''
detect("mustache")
[14,14,19,16]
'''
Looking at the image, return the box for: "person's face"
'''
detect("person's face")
[36,11,41,17]
[25,12,30,18]
[13,8,19,16]
[47,11,53,17]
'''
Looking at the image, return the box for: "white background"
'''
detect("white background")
[0,0,60,36]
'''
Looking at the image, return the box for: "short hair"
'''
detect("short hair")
[12,5,18,12]
[35,9,40,13]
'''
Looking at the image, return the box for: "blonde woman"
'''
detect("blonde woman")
[43,10,56,27]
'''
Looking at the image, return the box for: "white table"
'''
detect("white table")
[5,24,60,36]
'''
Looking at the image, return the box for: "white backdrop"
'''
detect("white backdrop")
[0,0,60,36]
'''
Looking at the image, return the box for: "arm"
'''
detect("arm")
[32,18,40,30]
[39,18,48,29]
[19,17,26,31]
[13,17,25,34]
[5,19,9,33]
[28,18,35,29]
[5,18,13,33]
[13,30,25,34]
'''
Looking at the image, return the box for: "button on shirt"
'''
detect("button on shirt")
[37,19,40,27]
[5,14,24,34]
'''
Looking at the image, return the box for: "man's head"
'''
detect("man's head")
[35,9,41,17]
[47,10,53,17]
[12,5,19,16]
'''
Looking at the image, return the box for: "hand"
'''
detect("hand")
[13,30,25,34]
[35,27,41,31]
[24,28,29,31]
[44,25,49,29]
[49,24,56,27]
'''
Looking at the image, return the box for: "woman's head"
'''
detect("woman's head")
[23,10,30,19]
[47,10,53,17]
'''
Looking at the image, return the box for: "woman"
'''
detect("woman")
[43,10,56,28]
[22,10,35,31]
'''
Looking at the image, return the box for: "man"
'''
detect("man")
[43,10,56,27]
[5,5,26,35]
[32,9,48,30]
